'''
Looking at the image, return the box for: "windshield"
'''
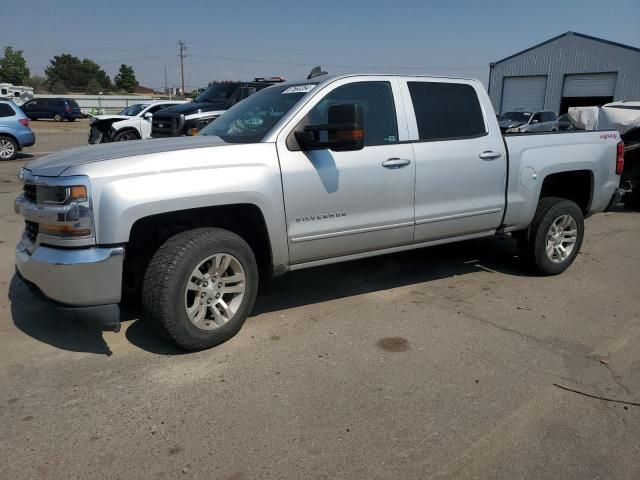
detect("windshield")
[499,111,532,122]
[199,83,316,143]
[195,84,240,103]
[119,104,149,116]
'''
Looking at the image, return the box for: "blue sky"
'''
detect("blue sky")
[2,0,639,91]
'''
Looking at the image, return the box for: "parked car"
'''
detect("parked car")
[88,100,188,144]
[0,100,35,160]
[21,97,83,122]
[151,77,285,138]
[499,110,558,133]
[15,72,624,349]
[555,113,575,131]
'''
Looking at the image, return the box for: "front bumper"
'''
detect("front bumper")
[15,268,122,332]
[15,240,125,306]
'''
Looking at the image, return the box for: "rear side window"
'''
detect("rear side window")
[0,104,15,117]
[307,81,398,146]
[541,112,556,122]
[52,99,65,107]
[408,82,486,141]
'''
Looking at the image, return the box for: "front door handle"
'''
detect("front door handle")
[479,151,502,160]
[382,158,411,169]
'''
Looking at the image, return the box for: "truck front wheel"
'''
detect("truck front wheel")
[142,228,259,350]
[516,197,584,275]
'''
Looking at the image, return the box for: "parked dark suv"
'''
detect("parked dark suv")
[151,77,285,138]
[21,97,83,122]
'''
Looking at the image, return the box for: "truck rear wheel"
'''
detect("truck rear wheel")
[516,197,584,275]
[142,228,258,350]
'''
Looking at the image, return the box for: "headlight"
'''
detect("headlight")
[16,173,95,243]
[37,185,88,205]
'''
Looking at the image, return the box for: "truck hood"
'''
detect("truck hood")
[498,120,525,129]
[25,136,227,177]
[160,101,231,115]
[90,115,131,122]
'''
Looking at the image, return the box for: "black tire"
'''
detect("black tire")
[68,118,76,122]
[142,228,259,350]
[0,135,18,161]
[516,197,584,275]
[113,129,139,141]
[53,113,63,122]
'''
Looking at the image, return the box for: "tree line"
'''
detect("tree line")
[0,46,139,94]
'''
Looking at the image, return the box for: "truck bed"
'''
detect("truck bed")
[503,130,622,230]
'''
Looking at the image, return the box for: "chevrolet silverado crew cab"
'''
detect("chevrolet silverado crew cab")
[151,77,285,138]
[15,72,625,350]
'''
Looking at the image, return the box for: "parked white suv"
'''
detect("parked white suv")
[88,100,187,143]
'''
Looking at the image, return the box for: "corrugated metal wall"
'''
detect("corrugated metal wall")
[33,94,158,114]
[489,33,640,114]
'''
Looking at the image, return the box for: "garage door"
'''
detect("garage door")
[562,73,617,97]
[500,76,547,113]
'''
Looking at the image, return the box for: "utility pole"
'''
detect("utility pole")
[164,66,168,96]
[178,41,187,97]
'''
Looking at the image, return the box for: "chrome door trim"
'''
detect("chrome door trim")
[415,208,502,226]
[290,221,414,243]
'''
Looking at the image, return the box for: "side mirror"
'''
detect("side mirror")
[295,103,364,152]
[143,112,153,119]
[531,119,539,124]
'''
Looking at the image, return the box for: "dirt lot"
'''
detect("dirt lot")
[1,122,639,479]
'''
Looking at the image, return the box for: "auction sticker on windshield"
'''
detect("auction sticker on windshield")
[282,84,316,94]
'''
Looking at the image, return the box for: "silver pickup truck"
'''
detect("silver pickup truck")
[14,73,625,350]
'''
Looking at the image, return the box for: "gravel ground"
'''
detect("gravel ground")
[0,122,638,479]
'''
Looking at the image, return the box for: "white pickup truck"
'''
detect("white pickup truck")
[15,73,625,350]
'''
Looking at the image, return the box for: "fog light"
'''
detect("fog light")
[39,223,92,237]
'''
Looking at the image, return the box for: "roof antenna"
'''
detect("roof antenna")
[307,66,328,80]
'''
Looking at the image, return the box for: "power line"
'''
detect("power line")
[187,53,485,71]
[20,41,177,56]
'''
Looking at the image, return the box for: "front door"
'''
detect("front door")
[400,79,507,242]
[277,78,415,265]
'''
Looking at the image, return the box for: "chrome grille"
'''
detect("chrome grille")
[23,184,36,203]
[25,221,38,243]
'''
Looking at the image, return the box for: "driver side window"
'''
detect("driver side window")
[307,81,398,146]
[147,104,169,115]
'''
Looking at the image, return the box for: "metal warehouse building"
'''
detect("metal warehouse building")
[488,31,640,115]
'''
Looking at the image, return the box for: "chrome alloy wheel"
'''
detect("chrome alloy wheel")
[545,214,578,263]
[0,139,15,159]
[184,253,246,330]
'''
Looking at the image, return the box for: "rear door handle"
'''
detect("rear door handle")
[382,158,411,169]
[479,151,502,160]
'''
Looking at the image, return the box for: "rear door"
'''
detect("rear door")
[401,79,507,242]
[50,98,65,118]
[276,77,415,264]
